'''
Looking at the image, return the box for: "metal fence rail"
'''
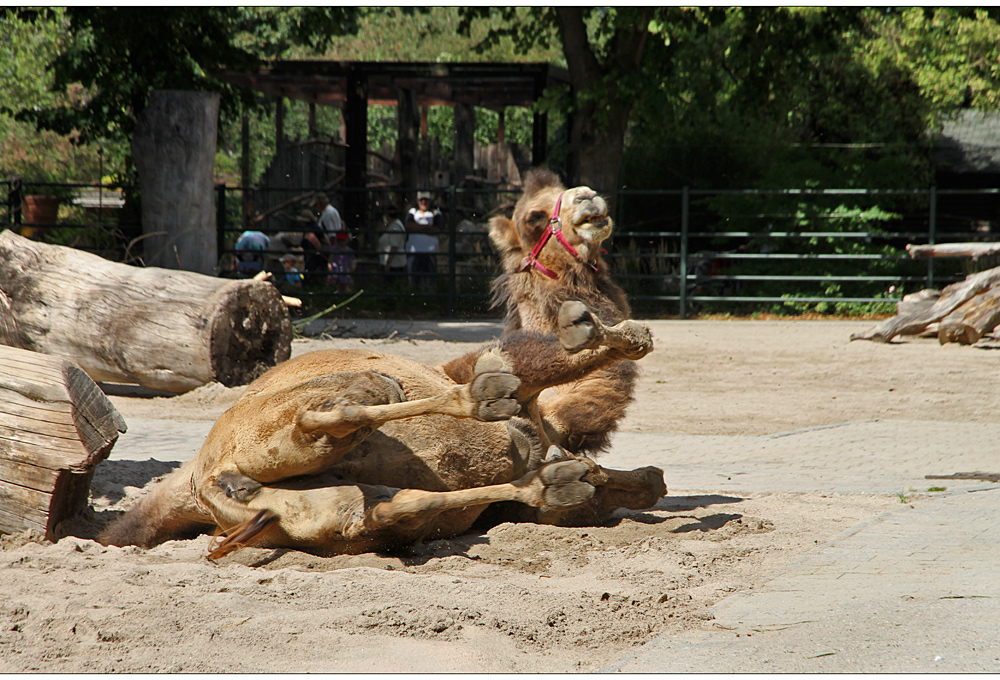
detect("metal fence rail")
[4,179,999,318]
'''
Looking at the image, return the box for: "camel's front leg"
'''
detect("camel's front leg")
[557,300,652,359]
[298,370,521,438]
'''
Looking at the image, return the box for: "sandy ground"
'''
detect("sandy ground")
[1,319,998,672]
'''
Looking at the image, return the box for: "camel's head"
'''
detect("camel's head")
[490,168,612,278]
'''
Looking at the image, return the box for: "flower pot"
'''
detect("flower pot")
[21,194,60,238]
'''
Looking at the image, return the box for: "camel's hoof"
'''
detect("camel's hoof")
[614,321,654,360]
[558,300,600,353]
[538,459,595,507]
[215,470,262,503]
[543,444,576,463]
[470,372,521,421]
[474,348,512,375]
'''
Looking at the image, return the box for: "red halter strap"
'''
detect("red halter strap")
[517,192,601,279]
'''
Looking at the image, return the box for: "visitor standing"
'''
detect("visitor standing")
[405,191,442,291]
[313,193,344,240]
[378,206,407,277]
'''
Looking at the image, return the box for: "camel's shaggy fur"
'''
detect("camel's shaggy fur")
[99,170,665,556]
[472,168,636,454]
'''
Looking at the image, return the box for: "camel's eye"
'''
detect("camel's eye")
[526,210,548,226]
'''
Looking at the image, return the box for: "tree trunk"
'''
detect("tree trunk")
[555,7,651,195]
[851,265,1000,343]
[907,243,1000,259]
[131,90,220,275]
[0,230,291,393]
[937,285,1000,345]
[0,345,126,540]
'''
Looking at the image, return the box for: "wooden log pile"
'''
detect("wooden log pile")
[0,345,126,539]
[0,229,292,393]
[851,263,1000,345]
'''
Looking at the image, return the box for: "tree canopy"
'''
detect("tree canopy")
[3,6,1000,192]
[11,7,363,147]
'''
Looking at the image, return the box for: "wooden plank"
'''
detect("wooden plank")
[0,402,79,439]
[0,477,51,534]
[0,435,89,472]
[0,400,77,427]
[0,346,126,538]
[0,503,48,535]
[0,457,60,493]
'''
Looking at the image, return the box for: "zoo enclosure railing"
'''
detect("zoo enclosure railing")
[4,179,999,318]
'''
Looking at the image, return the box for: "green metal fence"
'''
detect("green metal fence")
[5,179,999,318]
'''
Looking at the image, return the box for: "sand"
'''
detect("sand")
[1,319,997,672]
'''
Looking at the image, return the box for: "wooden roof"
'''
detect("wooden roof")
[217,60,571,109]
[935,110,1000,174]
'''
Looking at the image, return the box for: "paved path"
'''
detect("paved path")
[110,417,1000,673]
[606,483,1000,673]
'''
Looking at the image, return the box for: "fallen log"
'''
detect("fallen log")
[0,345,126,540]
[850,265,1000,343]
[0,229,291,392]
[896,288,940,317]
[906,242,1000,259]
[937,285,1000,345]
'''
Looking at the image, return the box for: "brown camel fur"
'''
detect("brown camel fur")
[99,301,665,556]
[99,170,665,556]
[444,168,635,454]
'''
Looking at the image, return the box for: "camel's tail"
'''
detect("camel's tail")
[98,461,210,548]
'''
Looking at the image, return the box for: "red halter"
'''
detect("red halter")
[517,192,602,279]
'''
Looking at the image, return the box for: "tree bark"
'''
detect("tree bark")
[0,230,291,393]
[555,7,651,194]
[131,90,220,275]
[907,243,1000,259]
[937,285,1000,345]
[851,265,1000,343]
[0,345,126,540]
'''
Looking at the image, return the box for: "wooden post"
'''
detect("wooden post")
[398,87,419,196]
[0,230,291,393]
[344,64,369,230]
[454,102,475,187]
[531,74,548,167]
[241,111,251,231]
[131,90,220,275]
[0,345,126,540]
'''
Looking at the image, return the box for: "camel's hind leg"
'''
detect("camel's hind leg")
[297,366,521,439]
[204,458,597,559]
[481,446,667,529]
[537,448,666,525]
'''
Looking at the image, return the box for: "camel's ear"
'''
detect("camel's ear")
[489,214,523,255]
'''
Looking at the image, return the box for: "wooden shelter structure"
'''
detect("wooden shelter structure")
[217,61,571,232]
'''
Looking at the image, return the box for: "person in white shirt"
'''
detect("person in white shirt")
[378,206,407,276]
[405,191,442,291]
[313,192,344,240]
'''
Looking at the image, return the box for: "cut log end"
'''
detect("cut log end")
[207,280,292,387]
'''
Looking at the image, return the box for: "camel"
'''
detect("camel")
[480,168,637,454]
[98,171,666,557]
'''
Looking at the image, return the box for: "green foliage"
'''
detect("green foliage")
[0,8,99,184]
[13,7,364,149]
[873,8,1000,112]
